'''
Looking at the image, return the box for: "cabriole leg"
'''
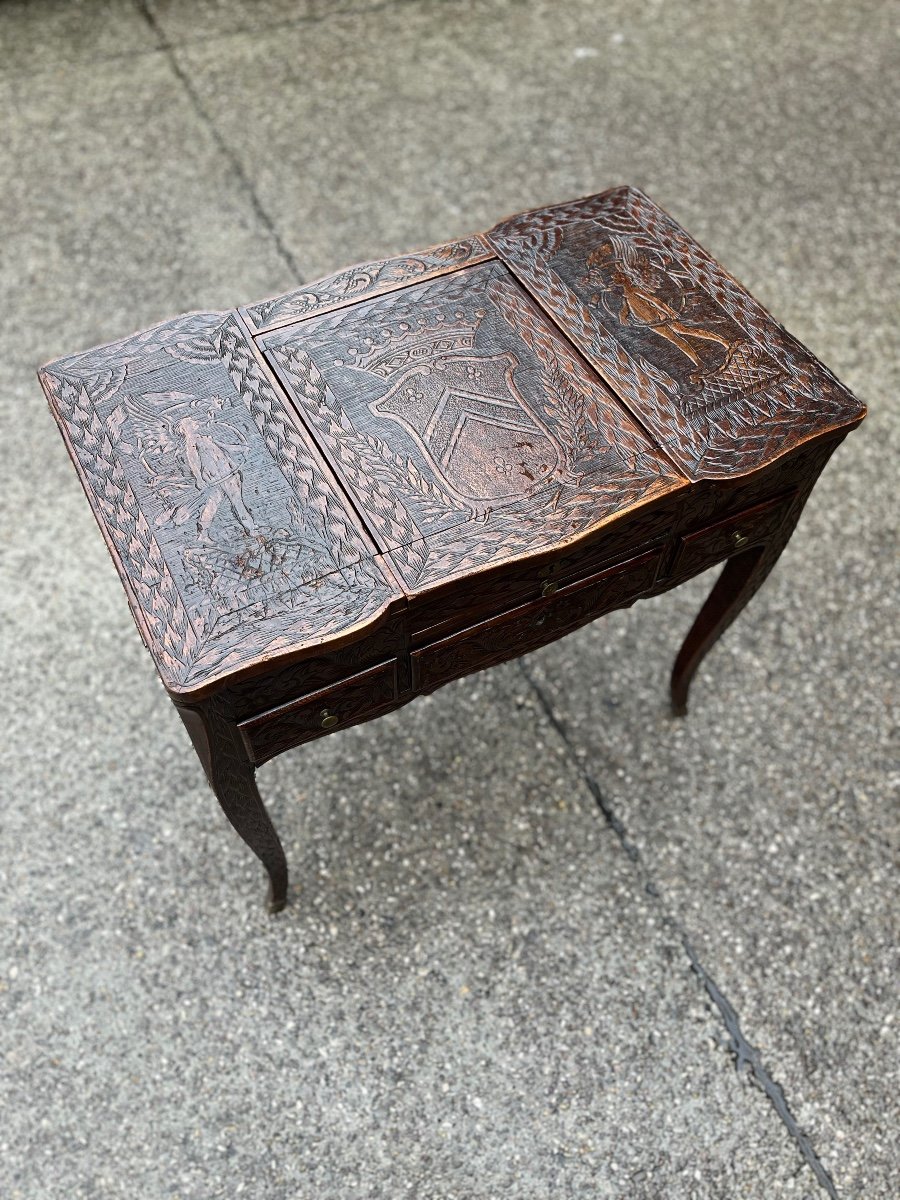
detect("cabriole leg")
[177,701,288,912]
[671,534,790,718]
[671,439,845,715]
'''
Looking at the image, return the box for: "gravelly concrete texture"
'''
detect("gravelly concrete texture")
[1,2,896,1197]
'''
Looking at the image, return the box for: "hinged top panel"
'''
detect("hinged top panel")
[259,260,686,595]
[242,234,493,334]
[39,312,401,695]
[488,187,865,479]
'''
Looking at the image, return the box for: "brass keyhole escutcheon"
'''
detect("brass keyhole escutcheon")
[321,710,339,729]
[732,530,749,548]
[541,580,559,598]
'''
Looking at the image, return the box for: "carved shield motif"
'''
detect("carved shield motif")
[371,352,561,503]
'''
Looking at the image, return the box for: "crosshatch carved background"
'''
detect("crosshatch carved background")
[262,257,682,590]
[42,311,399,689]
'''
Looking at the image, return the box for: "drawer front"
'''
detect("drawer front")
[672,492,795,580]
[412,548,661,694]
[228,611,407,720]
[408,497,681,644]
[239,660,399,764]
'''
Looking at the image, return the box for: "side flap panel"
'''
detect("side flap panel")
[487,187,864,479]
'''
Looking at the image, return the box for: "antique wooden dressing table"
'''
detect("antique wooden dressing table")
[40,187,865,911]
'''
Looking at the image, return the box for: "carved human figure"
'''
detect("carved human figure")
[172,396,256,538]
[125,390,257,538]
[583,242,733,378]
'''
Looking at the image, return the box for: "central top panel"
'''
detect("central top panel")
[259,260,683,591]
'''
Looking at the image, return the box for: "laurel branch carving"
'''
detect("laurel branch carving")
[266,343,437,581]
[485,274,675,480]
[49,374,202,672]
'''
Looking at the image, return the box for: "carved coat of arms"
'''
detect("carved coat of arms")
[345,296,564,507]
[371,352,561,504]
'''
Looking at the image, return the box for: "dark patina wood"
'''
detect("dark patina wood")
[39,187,865,911]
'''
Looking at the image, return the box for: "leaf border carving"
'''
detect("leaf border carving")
[243,235,493,333]
[488,187,864,478]
[41,312,395,690]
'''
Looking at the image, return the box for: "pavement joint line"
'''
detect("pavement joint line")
[0,0,425,81]
[145,0,432,51]
[517,658,841,1200]
[682,938,840,1200]
[134,0,304,285]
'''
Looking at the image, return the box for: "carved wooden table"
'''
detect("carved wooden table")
[40,188,864,911]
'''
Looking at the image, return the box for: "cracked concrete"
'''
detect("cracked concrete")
[1,1,896,1197]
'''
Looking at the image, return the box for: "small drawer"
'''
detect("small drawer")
[408,499,681,643]
[412,548,661,694]
[672,492,795,580]
[239,660,399,764]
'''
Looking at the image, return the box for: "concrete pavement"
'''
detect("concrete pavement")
[1,2,896,1196]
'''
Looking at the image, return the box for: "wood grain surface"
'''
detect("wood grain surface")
[38,188,866,906]
[488,187,865,478]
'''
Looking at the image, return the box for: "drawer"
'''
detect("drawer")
[407,497,681,642]
[412,548,662,694]
[227,611,408,720]
[239,660,399,764]
[672,492,795,580]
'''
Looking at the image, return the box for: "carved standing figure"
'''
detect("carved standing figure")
[174,395,256,538]
[583,239,733,378]
[124,390,256,538]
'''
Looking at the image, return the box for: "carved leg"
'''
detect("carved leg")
[671,535,789,717]
[672,438,850,715]
[177,701,288,912]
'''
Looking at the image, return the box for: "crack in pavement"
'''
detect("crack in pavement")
[519,659,840,1199]
[135,0,304,284]
[682,939,839,1199]
[139,0,429,52]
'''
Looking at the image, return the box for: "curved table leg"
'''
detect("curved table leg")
[177,701,288,912]
[671,536,788,717]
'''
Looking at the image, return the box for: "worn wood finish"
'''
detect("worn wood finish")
[39,187,865,910]
[488,188,861,479]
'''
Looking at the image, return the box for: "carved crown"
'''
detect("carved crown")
[343,308,486,379]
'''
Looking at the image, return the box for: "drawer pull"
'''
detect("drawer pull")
[239,660,399,765]
[541,580,559,597]
[413,548,662,693]
[671,493,795,581]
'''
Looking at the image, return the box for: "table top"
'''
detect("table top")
[39,187,864,699]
